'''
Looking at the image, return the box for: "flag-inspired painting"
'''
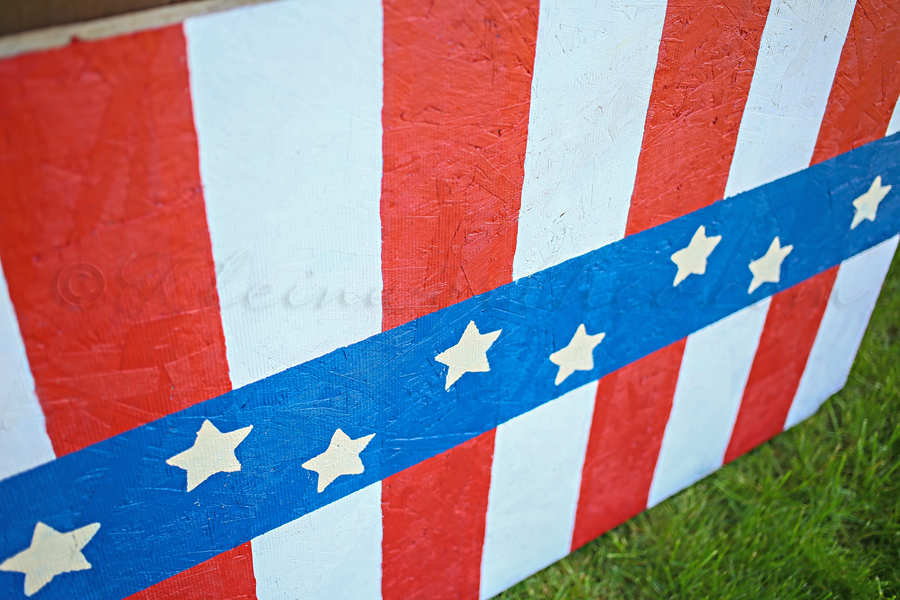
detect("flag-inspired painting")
[1,0,899,598]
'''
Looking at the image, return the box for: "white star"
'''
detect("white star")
[748,236,793,294]
[435,320,502,390]
[1,522,100,596]
[302,429,375,492]
[166,420,253,492]
[670,225,722,286]
[851,176,891,229]
[549,324,606,385]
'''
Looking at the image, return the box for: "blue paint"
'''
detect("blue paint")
[1,134,899,599]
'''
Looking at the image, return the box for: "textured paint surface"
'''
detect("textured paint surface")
[1,135,899,600]
[184,1,385,596]
[185,0,384,389]
[0,267,54,480]
[480,382,596,599]
[379,0,537,597]
[125,544,256,600]
[253,484,382,600]
[811,0,900,164]
[725,267,838,463]
[731,0,900,458]
[786,235,900,429]
[723,0,856,198]
[573,0,769,547]
[648,298,770,507]
[511,0,666,278]
[571,342,684,549]
[625,0,771,234]
[382,433,496,600]
[0,25,232,456]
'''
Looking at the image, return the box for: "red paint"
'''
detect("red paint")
[0,27,231,456]
[573,0,769,548]
[126,543,257,600]
[382,432,496,600]
[726,0,900,463]
[811,0,900,165]
[571,341,684,550]
[625,0,771,235]
[0,28,254,599]
[379,0,537,597]
[724,268,838,464]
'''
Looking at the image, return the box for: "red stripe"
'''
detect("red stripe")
[724,268,838,463]
[727,0,900,460]
[571,341,685,550]
[379,0,537,597]
[0,27,258,598]
[572,0,770,547]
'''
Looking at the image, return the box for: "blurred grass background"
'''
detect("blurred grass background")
[497,251,900,599]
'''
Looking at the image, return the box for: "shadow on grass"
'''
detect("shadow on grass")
[497,251,900,600]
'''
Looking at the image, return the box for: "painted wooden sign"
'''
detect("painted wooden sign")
[0,0,898,598]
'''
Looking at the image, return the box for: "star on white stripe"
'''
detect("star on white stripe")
[748,236,793,294]
[166,420,253,492]
[851,176,891,229]
[1,522,100,596]
[302,429,375,492]
[435,320,502,390]
[549,324,605,385]
[671,225,722,286]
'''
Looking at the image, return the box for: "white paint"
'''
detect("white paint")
[851,176,892,229]
[435,321,502,390]
[785,236,899,429]
[671,226,722,286]
[548,324,605,385]
[0,266,55,481]
[166,420,252,492]
[185,1,384,592]
[511,0,667,279]
[723,0,857,197]
[648,298,771,507]
[748,237,793,294]
[302,429,375,493]
[1,522,100,597]
[887,96,900,136]
[480,381,597,600]
[253,483,383,600]
[185,0,384,389]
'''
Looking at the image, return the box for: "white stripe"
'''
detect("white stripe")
[785,236,899,429]
[253,483,383,600]
[723,0,856,198]
[186,1,384,596]
[186,0,384,389]
[648,298,770,507]
[887,96,900,137]
[511,0,667,279]
[0,266,55,481]
[479,382,596,600]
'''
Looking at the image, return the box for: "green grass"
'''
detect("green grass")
[497,252,900,600]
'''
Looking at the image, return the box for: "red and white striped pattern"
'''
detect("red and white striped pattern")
[0,0,898,598]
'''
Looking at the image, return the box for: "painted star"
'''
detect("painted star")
[166,420,253,492]
[748,236,793,294]
[435,320,502,390]
[302,429,375,492]
[851,175,892,229]
[670,225,722,286]
[1,521,100,597]
[549,324,605,385]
